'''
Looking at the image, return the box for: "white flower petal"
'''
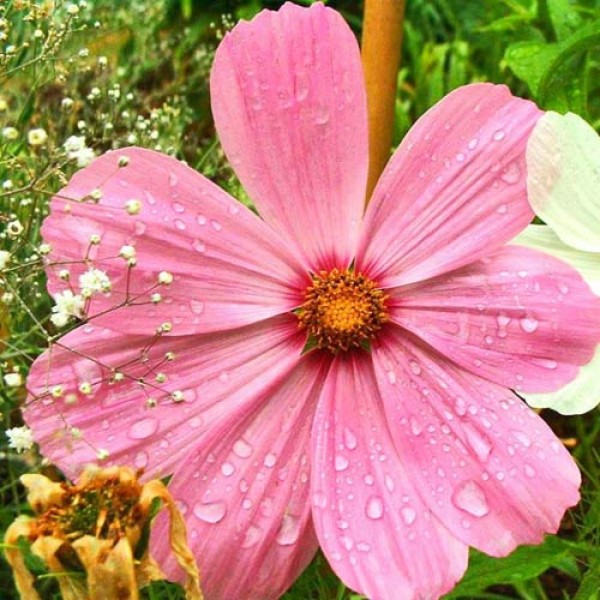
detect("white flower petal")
[527,111,600,251]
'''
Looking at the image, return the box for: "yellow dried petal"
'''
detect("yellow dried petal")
[21,473,67,513]
[140,480,203,600]
[31,536,87,600]
[72,535,138,600]
[4,517,41,600]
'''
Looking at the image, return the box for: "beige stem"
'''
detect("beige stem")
[361,0,406,202]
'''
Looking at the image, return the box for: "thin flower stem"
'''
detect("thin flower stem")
[361,0,406,203]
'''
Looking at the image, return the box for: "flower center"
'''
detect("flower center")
[297,268,388,353]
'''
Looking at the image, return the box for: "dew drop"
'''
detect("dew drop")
[168,173,179,187]
[276,514,301,546]
[409,360,421,375]
[190,299,204,314]
[134,451,149,468]
[233,438,253,458]
[190,239,206,255]
[365,496,384,520]
[401,506,416,525]
[356,541,372,552]
[492,130,506,141]
[524,464,536,478]
[468,137,479,150]
[196,214,207,226]
[210,220,222,232]
[242,524,262,548]
[452,480,489,517]
[221,462,235,477]
[335,455,349,471]
[384,474,395,492]
[128,417,158,440]
[193,500,227,523]
[174,218,186,231]
[520,317,539,333]
[500,161,521,184]
[172,202,185,213]
[263,453,277,468]
[343,427,358,450]
[134,221,146,235]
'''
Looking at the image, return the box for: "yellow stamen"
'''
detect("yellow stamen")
[297,268,388,353]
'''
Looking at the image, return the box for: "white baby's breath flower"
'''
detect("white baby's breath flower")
[3,372,23,387]
[27,128,48,146]
[0,250,10,270]
[63,135,86,153]
[6,426,34,453]
[2,127,18,140]
[51,290,85,326]
[79,268,111,293]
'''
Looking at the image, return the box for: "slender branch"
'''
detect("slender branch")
[361,0,406,202]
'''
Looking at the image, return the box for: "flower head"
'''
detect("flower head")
[3,466,202,599]
[23,4,600,600]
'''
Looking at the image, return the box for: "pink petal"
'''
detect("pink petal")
[43,147,307,335]
[210,2,367,270]
[373,327,581,557]
[389,245,600,393]
[356,84,542,287]
[151,354,331,600]
[311,354,468,600]
[24,315,305,480]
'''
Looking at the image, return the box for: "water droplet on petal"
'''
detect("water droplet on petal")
[520,317,539,333]
[221,462,235,477]
[335,455,349,471]
[276,514,301,546]
[524,464,536,478]
[492,130,506,141]
[134,451,149,468]
[233,439,253,458]
[365,496,384,520]
[242,524,262,548]
[172,202,185,213]
[401,507,416,525]
[263,453,277,468]
[190,299,204,314]
[193,500,227,524]
[192,239,206,253]
[343,427,358,450]
[129,417,158,439]
[452,481,489,517]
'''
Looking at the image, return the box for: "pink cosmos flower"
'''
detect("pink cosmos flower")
[24,3,600,599]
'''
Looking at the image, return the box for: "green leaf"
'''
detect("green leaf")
[505,18,600,104]
[443,536,580,597]
[539,0,583,41]
[574,560,600,600]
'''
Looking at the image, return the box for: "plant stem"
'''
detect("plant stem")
[361,0,406,202]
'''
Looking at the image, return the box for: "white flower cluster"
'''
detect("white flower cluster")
[63,135,95,168]
[5,426,34,453]
[50,267,112,327]
[79,268,111,295]
[51,290,85,327]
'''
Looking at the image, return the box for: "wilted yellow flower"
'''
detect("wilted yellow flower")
[4,466,202,600]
